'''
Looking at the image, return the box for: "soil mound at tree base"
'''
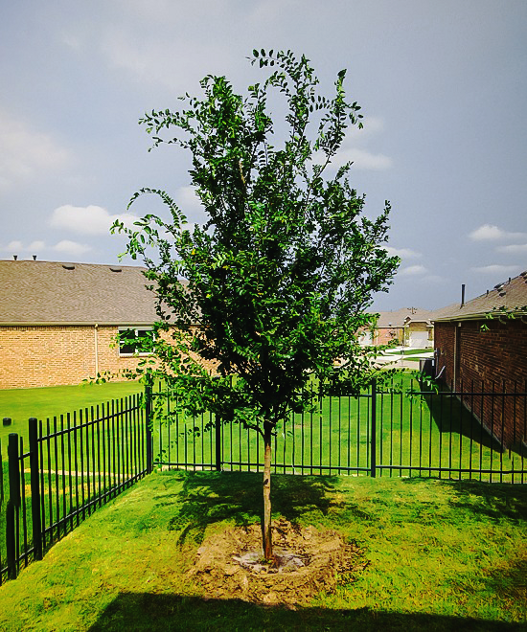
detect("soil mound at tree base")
[187,518,368,607]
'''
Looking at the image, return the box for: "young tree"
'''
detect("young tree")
[114,50,399,560]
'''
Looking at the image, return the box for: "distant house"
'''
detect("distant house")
[433,272,527,449]
[362,307,453,349]
[0,260,158,389]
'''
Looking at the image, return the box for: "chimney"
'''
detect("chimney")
[460,284,465,308]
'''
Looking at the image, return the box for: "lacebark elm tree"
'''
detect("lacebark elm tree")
[114,49,399,559]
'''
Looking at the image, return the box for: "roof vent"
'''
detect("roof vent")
[62,264,75,270]
[110,267,122,273]
[32,255,37,261]
[13,255,17,261]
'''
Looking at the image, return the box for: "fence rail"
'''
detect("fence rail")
[0,393,149,586]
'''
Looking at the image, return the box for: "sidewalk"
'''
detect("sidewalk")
[374,348,433,370]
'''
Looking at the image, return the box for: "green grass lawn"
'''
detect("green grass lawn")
[385,348,431,356]
[0,380,145,574]
[4,375,523,489]
[0,471,525,631]
[2,375,525,595]
[0,381,143,446]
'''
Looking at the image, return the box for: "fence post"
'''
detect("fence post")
[8,434,20,509]
[29,418,43,561]
[6,500,16,580]
[0,437,4,507]
[7,433,20,580]
[145,377,153,474]
[370,379,377,478]
[215,412,222,471]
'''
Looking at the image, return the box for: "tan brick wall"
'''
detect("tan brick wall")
[0,325,145,389]
[407,322,431,337]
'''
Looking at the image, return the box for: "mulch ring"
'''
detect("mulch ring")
[187,517,369,607]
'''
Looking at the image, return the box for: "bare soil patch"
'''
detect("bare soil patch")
[187,518,368,607]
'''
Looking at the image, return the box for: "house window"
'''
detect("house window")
[118,328,154,356]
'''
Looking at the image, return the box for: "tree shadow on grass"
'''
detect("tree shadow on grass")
[88,592,524,632]
[153,471,340,546]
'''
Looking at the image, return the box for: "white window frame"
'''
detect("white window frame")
[118,327,154,357]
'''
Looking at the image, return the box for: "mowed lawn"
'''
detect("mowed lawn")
[0,471,525,631]
[0,381,143,445]
[1,375,525,611]
[3,375,524,485]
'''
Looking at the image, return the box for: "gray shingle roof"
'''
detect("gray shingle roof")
[433,271,527,321]
[373,305,456,328]
[0,260,158,324]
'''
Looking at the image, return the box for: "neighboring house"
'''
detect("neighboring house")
[362,307,453,348]
[0,260,158,389]
[433,272,527,450]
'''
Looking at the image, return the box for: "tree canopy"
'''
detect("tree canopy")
[114,49,399,558]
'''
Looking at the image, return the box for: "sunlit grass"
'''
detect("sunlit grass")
[0,471,525,631]
[0,381,142,445]
[0,382,145,578]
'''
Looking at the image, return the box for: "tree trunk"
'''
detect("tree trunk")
[262,423,273,561]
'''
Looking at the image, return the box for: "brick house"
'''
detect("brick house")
[433,272,527,449]
[362,307,453,348]
[0,260,158,389]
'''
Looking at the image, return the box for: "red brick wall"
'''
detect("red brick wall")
[434,322,456,384]
[0,325,144,389]
[0,324,220,389]
[374,327,404,346]
[434,320,527,449]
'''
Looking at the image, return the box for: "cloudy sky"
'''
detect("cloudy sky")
[1,0,526,310]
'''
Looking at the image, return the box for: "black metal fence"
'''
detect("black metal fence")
[152,380,527,484]
[2,379,526,586]
[0,392,151,586]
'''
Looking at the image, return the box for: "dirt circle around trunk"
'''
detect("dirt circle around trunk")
[187,518,368,607]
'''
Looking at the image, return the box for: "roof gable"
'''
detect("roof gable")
[373,306,456,328]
